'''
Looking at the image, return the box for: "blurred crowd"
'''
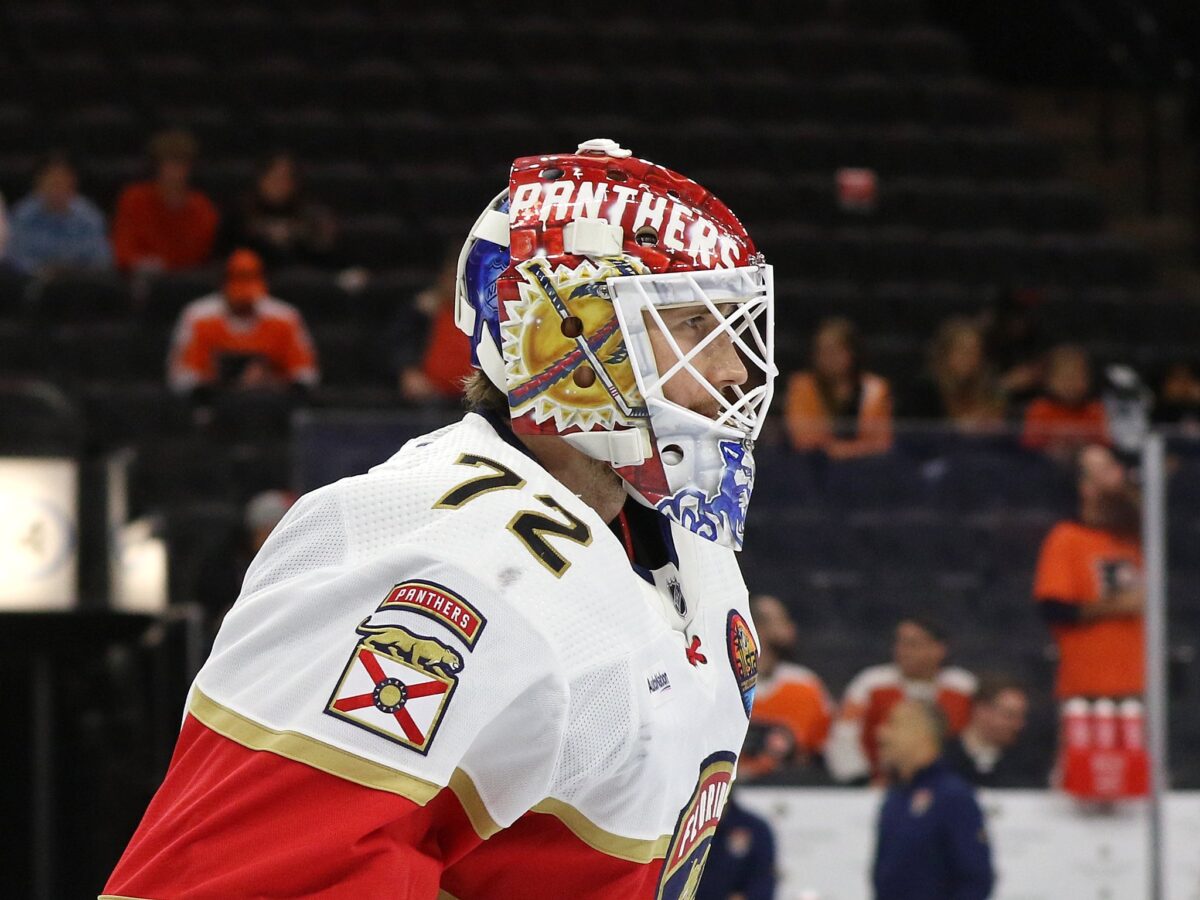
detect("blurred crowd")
[3,129,1199,442]
[0,129,469,407]
[785,303,1199,465]
[740,442,1144,792]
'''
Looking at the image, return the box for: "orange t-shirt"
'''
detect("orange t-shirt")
[168,294,319,391]
[421,305,474,397]
[784,371,893,457]
[1020,398,1108,451]
[752,662,832,753]
[113,181,219,272]
[1033,521,1144,698]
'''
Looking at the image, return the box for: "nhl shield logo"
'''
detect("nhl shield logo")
[325,620,463,755]
[668,577,687,618]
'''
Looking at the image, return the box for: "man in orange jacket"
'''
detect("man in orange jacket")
[168,249,319,398]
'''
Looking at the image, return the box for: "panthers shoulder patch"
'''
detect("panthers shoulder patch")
[375,579,487,650]
[324,618,464,754]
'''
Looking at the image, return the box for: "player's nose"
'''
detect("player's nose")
[706,328,748,391]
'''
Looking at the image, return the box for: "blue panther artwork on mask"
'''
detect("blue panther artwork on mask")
[656,440,755,549]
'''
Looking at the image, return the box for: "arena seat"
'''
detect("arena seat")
[82,383,191,445]
[27,273,131,323]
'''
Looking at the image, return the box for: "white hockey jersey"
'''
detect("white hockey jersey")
[105,412,758,900]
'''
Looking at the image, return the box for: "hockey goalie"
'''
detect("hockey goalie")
[104,138,777,900]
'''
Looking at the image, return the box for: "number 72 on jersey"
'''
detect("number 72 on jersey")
[434,454,592,577]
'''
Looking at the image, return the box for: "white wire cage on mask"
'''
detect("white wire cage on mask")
[609,264,776,549]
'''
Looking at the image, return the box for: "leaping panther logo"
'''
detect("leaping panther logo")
[354,619,463,676]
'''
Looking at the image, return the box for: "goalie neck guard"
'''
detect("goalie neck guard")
[455,139,776,550]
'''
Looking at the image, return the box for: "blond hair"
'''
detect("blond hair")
[462,370,508,414]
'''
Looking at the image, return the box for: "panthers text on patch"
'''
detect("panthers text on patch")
[377,580,486,650]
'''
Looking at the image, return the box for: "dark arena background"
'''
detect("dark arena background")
[1,1,1199,898]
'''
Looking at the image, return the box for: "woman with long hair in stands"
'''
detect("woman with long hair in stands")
[785,316,893,458]
[905,316,1007,435]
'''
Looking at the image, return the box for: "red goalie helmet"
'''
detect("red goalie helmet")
[455,139,776,549]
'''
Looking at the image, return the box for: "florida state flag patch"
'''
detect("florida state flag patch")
[325,619,463,755]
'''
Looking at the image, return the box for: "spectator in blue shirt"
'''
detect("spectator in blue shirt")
[873,699,994,900]
[5,153,112,275]
[697,792,776,900]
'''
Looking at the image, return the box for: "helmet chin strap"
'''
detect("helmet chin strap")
[561,428,651,468]
[474,332,507,395]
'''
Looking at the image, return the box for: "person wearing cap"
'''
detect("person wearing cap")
[167,248,319,398]
[112,129,219,273]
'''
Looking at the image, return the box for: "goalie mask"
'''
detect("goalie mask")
[455,139,776,550]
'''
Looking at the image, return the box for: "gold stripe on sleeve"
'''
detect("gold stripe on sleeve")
[448,768,504,838]
[189,689,672,864]
[189,687,442,805]
[532,797,671,864]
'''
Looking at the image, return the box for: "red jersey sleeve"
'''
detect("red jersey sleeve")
[103,714,483,900]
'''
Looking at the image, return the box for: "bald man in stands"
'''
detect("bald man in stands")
[873,700,994,900]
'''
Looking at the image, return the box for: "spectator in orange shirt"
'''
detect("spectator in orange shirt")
[392,254,474,404]
[1033,444,1143,700]
[1021,344,1109,461]
[785,317,893,458]
[112,129,219,273]
[168,249,319,400]
[826,616,976,783]
[741,594,834,780]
